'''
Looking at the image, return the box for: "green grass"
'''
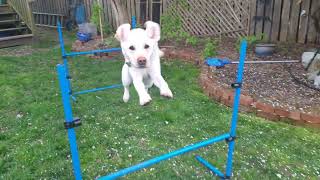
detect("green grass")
[0,42,320,180]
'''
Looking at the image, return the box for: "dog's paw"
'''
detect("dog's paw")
[140,94,152,106]
[161,88,173,98]
[123,94,130,103]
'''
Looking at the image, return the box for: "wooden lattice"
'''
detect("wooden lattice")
[164,0,250,38]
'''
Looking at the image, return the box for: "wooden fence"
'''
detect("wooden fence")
[250,0,320,44]
[164,0,250,37]
[30,0,68,28]
[83,0,163,29]
[83,0,251,38]
[27,0,319,44]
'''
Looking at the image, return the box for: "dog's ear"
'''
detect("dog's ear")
[115,24,131,42]
[145,21,160,41]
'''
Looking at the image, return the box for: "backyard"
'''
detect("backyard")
[0,33,320,179]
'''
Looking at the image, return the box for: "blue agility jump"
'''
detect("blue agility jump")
[56,17,247,179]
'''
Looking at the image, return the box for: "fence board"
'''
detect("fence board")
[255,0,265,36]
[271,0,282,41]
[279,0,291,41]
[249,0,257,34]
[307,0,320,43]
[263,0,274,40]
[288,0,301,42]
[298,0,311,43]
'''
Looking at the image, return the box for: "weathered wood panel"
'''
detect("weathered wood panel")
[251,0,319,44]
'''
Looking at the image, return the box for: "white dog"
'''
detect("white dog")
[115,21,173,105]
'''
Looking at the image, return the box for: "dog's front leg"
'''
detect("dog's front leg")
[132,76,152,106]
[152,74,173,98]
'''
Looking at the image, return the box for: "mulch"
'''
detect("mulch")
[160,38,320,115]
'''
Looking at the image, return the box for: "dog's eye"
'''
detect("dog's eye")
[144,44,150,49]
[129,46,135,50]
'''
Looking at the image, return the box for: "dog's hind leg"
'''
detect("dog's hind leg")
[122,65,132,103]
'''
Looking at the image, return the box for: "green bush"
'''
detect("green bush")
[202,39,218,59]
[235,33,266,50]
[90,1,112,35]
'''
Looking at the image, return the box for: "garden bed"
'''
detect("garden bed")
[161,37,320,125]
[214,38,320,115]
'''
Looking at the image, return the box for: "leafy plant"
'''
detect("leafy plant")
[90,1,112,35]
[202,39,217,59]
[90,2,102,28]
[160,13,183,41]
[186,36,199,47]
[235,33,266,51]
[160,9,199,47]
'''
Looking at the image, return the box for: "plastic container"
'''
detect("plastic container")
[78,23,97,38]
[76,32,92,42]
[255,43,275,56]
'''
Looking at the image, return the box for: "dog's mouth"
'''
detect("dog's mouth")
[138,64,147,68]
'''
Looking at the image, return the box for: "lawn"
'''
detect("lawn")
[0,38,320,180]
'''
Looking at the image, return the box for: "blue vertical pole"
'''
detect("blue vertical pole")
[57,64,82,180]
[57,21,72,92]
[225,40,247,179]
[131,16,137,29]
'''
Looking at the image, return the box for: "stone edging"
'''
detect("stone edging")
[162,48,320,125]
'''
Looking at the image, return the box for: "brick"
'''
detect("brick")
[288,111,301,121]
[274,108,290,118]
[255,101,274,113]
[221,90,232,101]
[222,98,233,107]
[215,88,224,99]
[257,111,280,121]
[301,113,320,124]
[240,95,254,106]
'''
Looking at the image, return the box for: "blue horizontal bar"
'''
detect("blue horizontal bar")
[99,133,230,180]
[72,84,122,96]
[66,48,122,57]
[195,155,225,178]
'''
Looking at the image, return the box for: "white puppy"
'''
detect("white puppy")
[115,21,173,105]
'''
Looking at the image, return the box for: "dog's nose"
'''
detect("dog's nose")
[137,57,147,66]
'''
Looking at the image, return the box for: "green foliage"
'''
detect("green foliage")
[160,13,183,41]
[90,2,102,28]
[236,33,266,50]
[186,36,199,47]
[160,0,199,46]
[90,1,112,35]
[202,39,218,59]
[160,12,199,46]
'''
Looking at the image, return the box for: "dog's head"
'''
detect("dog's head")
[115,21,161,68]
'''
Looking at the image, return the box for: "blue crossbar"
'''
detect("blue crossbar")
[66,48,122,57]
[99,133,230,180]
[72,84,122,96]
[195,155,225,178]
